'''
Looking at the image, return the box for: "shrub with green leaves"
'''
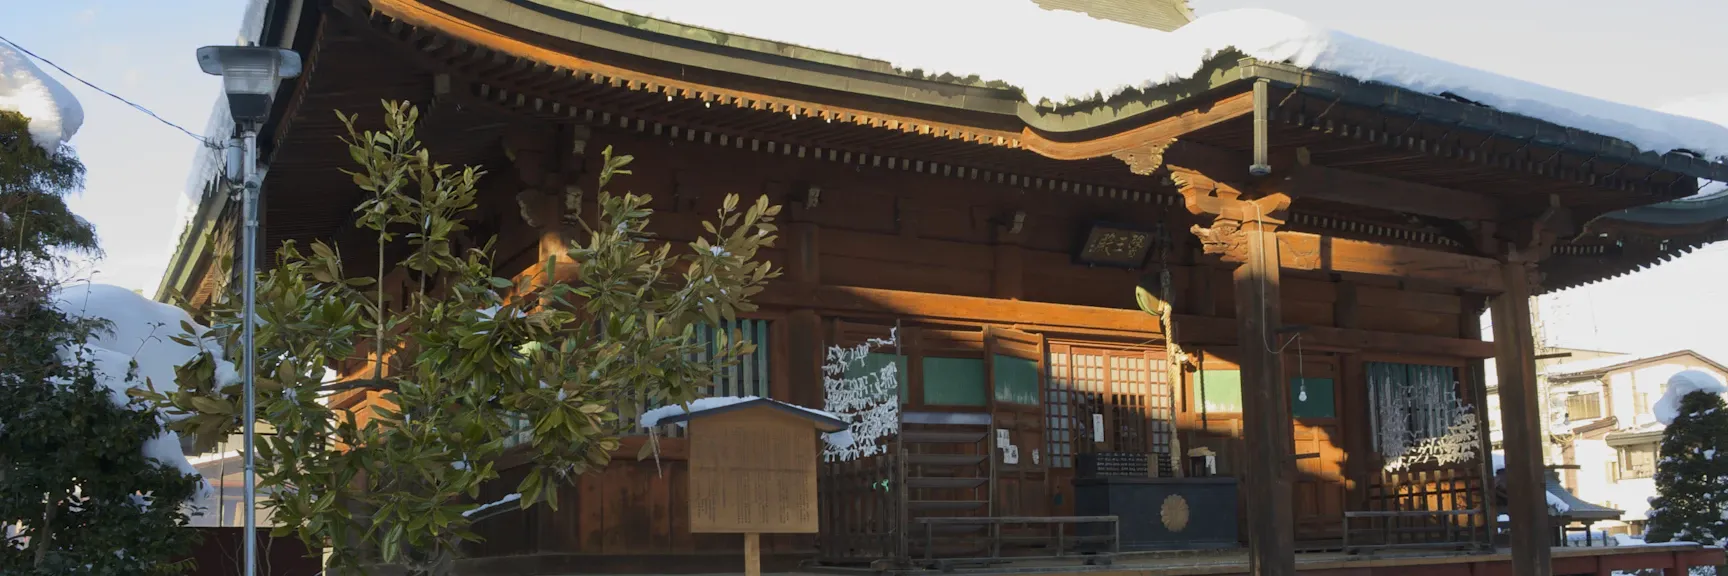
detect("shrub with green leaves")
[136,101,781,574]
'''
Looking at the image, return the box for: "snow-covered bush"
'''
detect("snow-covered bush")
[1,57,203,572]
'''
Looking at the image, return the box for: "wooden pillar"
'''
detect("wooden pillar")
[1460,295,1496,549]
[1231,216,1296,576]
[1490,260,1551,576]
[1168,161,1296,575]
[786,220,824,408]
[992,221,1024,300]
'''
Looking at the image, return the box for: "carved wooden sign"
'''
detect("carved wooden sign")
[673,400,846,534]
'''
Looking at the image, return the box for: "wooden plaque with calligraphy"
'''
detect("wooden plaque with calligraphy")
[687,406,822,534]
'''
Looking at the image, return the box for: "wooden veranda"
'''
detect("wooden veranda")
[162,1,1728,575]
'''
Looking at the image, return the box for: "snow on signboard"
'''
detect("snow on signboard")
[639,395,853,450]
[591,0,1728,160]
[0,40,83,151]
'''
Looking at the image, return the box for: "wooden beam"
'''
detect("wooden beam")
[1490,261,1552,576]
[1232,220,1296,576]
[1018,92,1255,161]
[1276,232,1504,293]
[753,282,1498,357]
[758,283,1164,335]
[1263,165,1500,221]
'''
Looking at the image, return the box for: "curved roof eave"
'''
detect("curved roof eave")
[1604,189,1728,226]
[410,0,1728,188]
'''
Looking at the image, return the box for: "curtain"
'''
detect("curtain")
[1367,361,1464,461]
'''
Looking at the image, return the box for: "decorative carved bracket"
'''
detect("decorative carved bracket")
[1191,220,1249,263]
[1111,138,1177,176]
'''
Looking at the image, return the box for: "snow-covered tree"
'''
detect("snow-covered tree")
[1646,370,1728,547]
[0,41,91,261]
[137,102,781,575]
[0,41,204,575]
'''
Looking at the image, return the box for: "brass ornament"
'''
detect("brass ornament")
[1160,494,1190,533]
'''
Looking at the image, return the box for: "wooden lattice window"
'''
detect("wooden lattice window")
[1566,392,1602,421]
[1045,345,1173,473]
[506,318,776,447]
[1046,352,1077,468]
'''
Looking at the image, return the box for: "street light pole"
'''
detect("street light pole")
[238,126,260,576]
[197,45,300,576]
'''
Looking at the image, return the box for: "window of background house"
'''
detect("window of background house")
[1567,392,1602,420]
[1619,444,1656,479]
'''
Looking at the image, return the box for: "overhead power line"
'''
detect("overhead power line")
[0,34,222,149]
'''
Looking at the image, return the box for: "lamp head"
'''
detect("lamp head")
[196,46,302,124]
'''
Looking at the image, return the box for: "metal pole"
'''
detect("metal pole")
[240,127,260,576]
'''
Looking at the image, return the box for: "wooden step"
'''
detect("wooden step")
[908,500,990,512]
[903,430,988,444]
[907,453,987,467]
[907,477,989,489]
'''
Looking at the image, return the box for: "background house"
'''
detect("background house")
[1542,350,1728,535]
[1484,346,1623,452]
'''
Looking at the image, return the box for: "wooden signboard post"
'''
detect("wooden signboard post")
[660,398,848,576]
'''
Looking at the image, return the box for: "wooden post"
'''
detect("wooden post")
[1460,295,1497,549]
[786,221,824,408]
[1233,217,1297,576]
[1490,260,1551,576]
[744,532,761,576]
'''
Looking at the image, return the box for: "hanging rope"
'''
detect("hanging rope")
[1154,221,1188,478]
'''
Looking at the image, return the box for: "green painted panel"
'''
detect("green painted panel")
[992,355,1041,405]
[923,357,988,406]
[1291,377,1336,418]
[1199,369,1243,413]
[844,353,908,403]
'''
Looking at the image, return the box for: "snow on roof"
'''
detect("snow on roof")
[49,283,236,497]
[589,1,1728,160]
[1652,370,1727,426]
[0,40,83,151]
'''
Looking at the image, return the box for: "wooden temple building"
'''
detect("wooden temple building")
[159,0,1728,574]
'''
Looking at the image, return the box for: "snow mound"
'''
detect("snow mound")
[639,395,851,448]
[1653,370,1727,426]
[50,283,236,497]
[589,2,1728,159]
[0,40,83,151]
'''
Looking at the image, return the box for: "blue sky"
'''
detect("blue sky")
[5,0,1726,359]
[3,0,246,291]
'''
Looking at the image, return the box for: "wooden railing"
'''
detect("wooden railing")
[818,452,901,564]
[1355,465,1489,549]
